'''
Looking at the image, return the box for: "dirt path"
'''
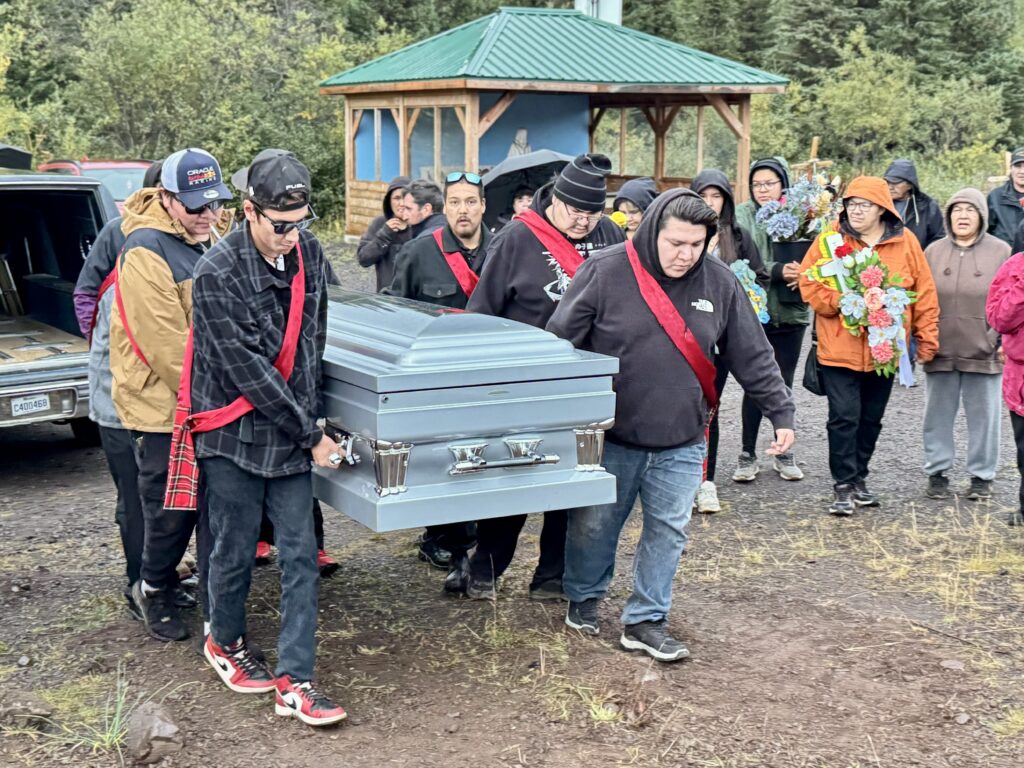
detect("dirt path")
[1,246,1022,767]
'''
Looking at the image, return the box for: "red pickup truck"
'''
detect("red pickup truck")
[37,159,152,213]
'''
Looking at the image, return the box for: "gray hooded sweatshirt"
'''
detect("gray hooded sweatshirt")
[924,188,1011,374]
[547,189,794,449]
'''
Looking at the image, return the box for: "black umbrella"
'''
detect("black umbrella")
[482,149,573,229]
[0,144,32,171]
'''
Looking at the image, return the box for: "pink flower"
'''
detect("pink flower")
[859,265,884,289]
[864,287,885,311]
[867,309,892,327]
[870,343,894,364]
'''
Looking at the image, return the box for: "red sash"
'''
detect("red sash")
[87,267,119,347]
[624,240,719,415]
[164,243,306,511]
[112,258,151,367]
[516,208,584,279]
[432,229,479,297]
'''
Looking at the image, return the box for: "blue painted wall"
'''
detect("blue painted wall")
[354,109,400,181]
[478,92,589,167]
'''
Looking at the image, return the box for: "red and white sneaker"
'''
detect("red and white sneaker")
[204,635,277,694]
[254,541,272,565]
[317,549,340,577]
[275,675,347,726]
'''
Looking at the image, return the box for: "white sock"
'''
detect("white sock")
[203,621,211,637]
[141,580,160,597]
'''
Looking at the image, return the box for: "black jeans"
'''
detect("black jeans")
[99,426,144,589]
[260,499,326,551]
[741,324,805,454]
[819,364,895,486]
[132,431,196,590]
[423,522,477,558]
[1011,412,1024,510]
[469,510,567,588]
[202,457,318,681]
[705,357,731,482]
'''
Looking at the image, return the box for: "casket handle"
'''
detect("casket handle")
[448,438,559,476]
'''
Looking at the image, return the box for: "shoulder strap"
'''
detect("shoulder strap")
[432,229,480,298]
[624,240,718,412]
[87,255,122,346]
[516,208,584,279]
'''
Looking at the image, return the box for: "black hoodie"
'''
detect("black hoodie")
[883,159,945,248]
[356,175,413,291]
[546,189,795,450]
[466,181,625,328]
[690,169,769,291]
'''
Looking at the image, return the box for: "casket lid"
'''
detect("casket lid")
[323,289,618,392]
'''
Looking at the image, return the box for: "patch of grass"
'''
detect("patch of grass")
[355,644,388,656]
[39,594,125,636]
[987,707,1024,738]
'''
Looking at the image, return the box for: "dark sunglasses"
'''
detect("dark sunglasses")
[446,171,482,185]
[176,196,224,215]
[253,202,318,235]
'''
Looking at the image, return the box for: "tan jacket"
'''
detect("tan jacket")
[109,189,232,432]
[924,188,1011,374]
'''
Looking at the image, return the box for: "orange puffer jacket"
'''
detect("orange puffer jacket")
[798,176,940,372]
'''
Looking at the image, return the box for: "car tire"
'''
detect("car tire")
[70,418,101,446]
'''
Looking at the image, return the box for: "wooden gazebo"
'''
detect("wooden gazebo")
[320,7,788,235]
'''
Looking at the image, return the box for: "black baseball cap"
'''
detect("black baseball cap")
[1011,147,1024,167]
[231,149,311,211]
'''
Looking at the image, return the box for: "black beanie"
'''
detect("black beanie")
[554,153,612,213]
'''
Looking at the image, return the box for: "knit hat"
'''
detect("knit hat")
[553,154,612,213]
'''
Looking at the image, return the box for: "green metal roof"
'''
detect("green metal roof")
[321,7,788,91]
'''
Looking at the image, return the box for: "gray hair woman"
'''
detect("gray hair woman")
[923,188,1011,500]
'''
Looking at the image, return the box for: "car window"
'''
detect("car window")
[84,168,148,202]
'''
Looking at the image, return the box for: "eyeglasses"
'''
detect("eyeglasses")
[446,171,482,185]
[559,199,604,224]
[751,181,782,191]
[176,196,224,215]
[253,202,318,235]
[845,201,877,212]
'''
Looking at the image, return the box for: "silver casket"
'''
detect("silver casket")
[312,289,619,532]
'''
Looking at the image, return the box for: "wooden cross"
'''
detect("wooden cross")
[789,137,835,181]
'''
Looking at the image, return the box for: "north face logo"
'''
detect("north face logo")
[691,299,714,313]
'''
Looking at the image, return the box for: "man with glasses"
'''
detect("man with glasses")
[386,171,491,582]
[462,153,625,601]
[191,148,347,726]
[110,148,233,642]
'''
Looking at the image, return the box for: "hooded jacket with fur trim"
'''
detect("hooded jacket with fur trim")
[546,189,794,449]
[924,188,1011,374]
[798,176,940,373]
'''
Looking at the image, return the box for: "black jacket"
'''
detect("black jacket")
[690,169,769,291]
[546,189,794,450]
[356,176,412,292]
[1013,218,1024,255]
[74,215,126,336]
[384,223,490,309]
[191,226,329,478]
[466,183,626,328]
[883,159,944,248]
[987,179,1024,246]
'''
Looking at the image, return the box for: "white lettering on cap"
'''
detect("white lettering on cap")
[284,183,307,191]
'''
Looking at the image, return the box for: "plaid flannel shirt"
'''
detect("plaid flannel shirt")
[190,225,329,478]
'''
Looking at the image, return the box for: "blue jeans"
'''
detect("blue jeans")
[202,457,319,681]
[564,440,704,626]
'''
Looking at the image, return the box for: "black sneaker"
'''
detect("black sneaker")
[926,473,950,499]
[173,586,197,609]
[565,599,600,636]
[829,484,855,517]
[529,579,567,602]
[966,477,993,501]
[124,591,143,622]
[620,620,690,662]
[417,536,452,570]
[1009,509,1024,527]
[852,481,880,507]
[132,581,190,642]
[443,554,469,595]
[465,576,496,601]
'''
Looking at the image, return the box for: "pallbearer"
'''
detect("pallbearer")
[385,171,492,585]
[547,190,796,661]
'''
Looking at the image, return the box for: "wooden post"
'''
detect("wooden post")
[652,107,666,183]
[433,106,442,181]
[619,109,627,175]
[696,105,705,173]
[465,92,480,172]
[398,97,408,176]
[736,96,752,203]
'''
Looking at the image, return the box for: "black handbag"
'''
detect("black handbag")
[802,325,826,396]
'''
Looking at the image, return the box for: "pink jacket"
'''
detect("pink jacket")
[986,252,1024,415]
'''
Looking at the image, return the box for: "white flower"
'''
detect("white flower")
[842,256,855,268]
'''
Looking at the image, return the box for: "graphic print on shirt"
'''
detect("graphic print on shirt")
[543,252,573,302]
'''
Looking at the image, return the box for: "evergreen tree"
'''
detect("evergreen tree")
[766,0,859,84]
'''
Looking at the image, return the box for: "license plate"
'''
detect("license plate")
[11,393,52,417]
